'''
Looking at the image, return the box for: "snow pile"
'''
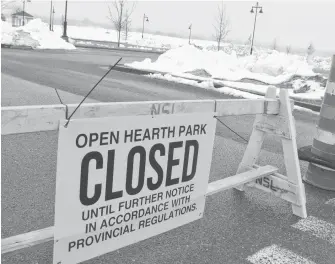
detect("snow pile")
[126,45,317,85]
[1,19,75,49]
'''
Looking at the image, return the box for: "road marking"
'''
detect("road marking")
[325,198,335,206]
[247,244,316,264]
[291,216,335,245]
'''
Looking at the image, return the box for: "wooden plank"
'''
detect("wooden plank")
[279,89,307,218]
[66,100,215,120]
[206,165,278,196]
[2,165,277,255]
[1,100,215,135]
[247,183,300,205]
[254,115,291,139]
[1,105,65,135]
[2,226,54,254]
[215,99,279,116]
[246,165,300,205]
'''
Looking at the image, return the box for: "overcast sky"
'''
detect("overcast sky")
[11,0,335,52]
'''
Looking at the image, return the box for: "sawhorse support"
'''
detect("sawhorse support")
[234,86,307,218]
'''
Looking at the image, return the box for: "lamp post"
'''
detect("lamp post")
[188,24,192,44]
[62,0,68,41]
[52,6,55,31]
[49,0,52,31]
[249,2,263,55]
[141,13,149,39]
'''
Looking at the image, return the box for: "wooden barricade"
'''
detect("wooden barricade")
[1,86,307,260]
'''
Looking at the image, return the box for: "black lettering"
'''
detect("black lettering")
[162,103,170,114]
[151,104,160,115]
[80,151,103,206]
[126,146,146,195]
[124,130,133,143]
[270,180,277,191]
[179,126,185,136]
[263,177,270,188]
[105,150,123,201]
[69,241,76,252]
[200,124,207,134]
[256,178,262,185]
[100,132,109,145]
[193,125,200,135]
[166,141,183,186]
[76,134,88,148]
[148,144,165,190]
[182,140,199,182]
[89,133,99,147]
[134,129,142,142]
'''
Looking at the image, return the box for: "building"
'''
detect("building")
[11,11,34,27]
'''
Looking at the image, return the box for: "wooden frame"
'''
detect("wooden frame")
[1,87,307,257]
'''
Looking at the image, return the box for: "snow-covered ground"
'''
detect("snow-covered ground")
[125,45,329,102]
[1,19,75,49]
[50,24,331,73]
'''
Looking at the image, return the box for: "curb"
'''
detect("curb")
[112,65,322,112]
[1,44,33,50]
[75,44,165,54]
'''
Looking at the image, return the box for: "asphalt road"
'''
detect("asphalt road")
[1,48,334,264]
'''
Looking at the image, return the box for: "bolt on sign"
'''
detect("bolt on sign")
[53,113,217,264]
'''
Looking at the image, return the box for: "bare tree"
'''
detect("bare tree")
[122,3,135,42]
[213,1,230,51]
[1,0,17,20]
[272,38,277,51]
[1,0,16,9]
[307,42,315,56]
[108,0,135,47]
[286,45,291,54]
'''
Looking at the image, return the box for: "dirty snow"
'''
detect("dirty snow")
[1,19,75,49]
[147,73,320,115]
[126,45,318,84]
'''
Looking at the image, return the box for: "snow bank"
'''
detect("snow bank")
[1,19,75,50]
[126,45,318,85]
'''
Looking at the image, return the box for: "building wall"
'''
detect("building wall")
[12,16,33,27]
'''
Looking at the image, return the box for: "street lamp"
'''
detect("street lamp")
[188,24,192,44]
[141,13,149,39]
[52,6,55,31]
[49,0,53,31]
[249,2,263,55]
[62,0,68,41]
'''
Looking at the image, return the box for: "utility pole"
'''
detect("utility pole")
[249,2,263,55]
[22,0,31,26]
[188,24,192,44]
[142,13,149,39]
[62,0,68,41]
[22,0,25,26]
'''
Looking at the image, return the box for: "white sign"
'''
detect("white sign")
[53,113,217,264]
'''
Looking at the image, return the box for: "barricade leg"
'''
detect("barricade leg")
[234,86,277,191]
[234,86,307,218]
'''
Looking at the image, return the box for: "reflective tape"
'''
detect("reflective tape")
[329,55,335,82]
[312,138,335,162]
[304,163,335,191]
[314,127,335,145]
[320,104,335,120]
[318,116,335,134]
